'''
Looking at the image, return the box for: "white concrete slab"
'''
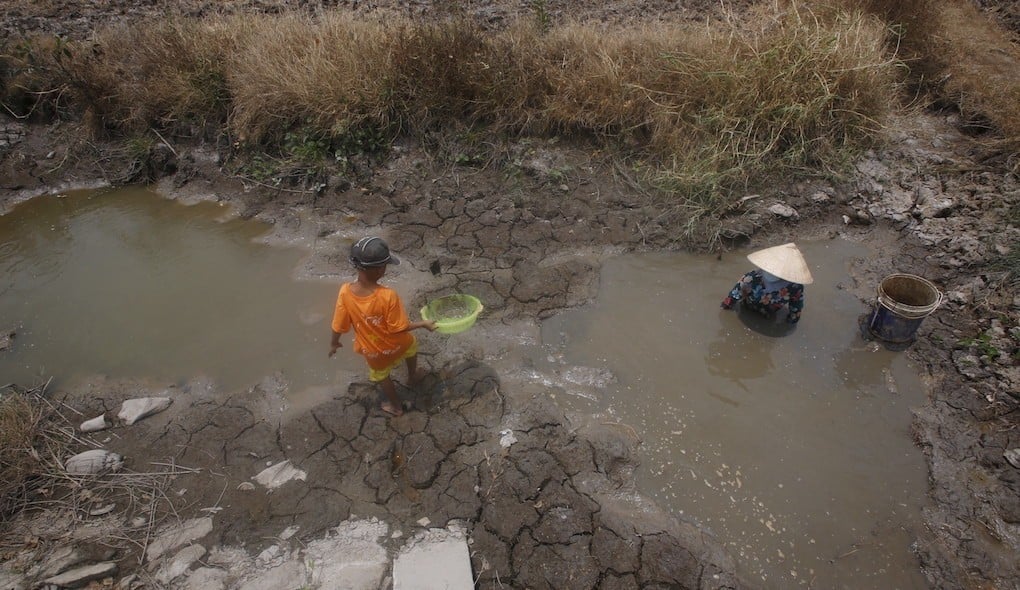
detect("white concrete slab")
[393,530,473,590]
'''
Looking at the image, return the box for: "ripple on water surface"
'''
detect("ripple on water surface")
[541,240,930,590]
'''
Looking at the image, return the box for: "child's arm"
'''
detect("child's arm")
[402,320,438,332]
[328,330,344,357]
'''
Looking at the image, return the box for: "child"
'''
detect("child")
[328,236,436,416]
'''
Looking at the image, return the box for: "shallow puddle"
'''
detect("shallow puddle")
[0,187,360,394]
[541,240,930,589]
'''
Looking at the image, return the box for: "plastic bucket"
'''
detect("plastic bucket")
[867,274,942,343]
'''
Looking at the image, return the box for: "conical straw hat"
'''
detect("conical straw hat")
[746,243,814,284]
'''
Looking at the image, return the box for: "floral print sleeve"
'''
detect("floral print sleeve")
[721,270,804,324]
[720,272,757,309]
[785,283,804,324]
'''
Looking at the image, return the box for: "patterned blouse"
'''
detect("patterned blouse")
[720,270,805,324]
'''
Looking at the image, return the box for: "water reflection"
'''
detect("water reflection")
[705,318,775,388]
[735,304,798,338]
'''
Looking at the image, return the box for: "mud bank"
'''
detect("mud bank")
[2,3,1020,580]
[3,102,1019,588]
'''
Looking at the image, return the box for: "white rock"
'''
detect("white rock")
[499,430,517,448]
[43,562,117,587]
[256,545,282,566]
[30,546,81,579]
[279,526,299,540]
[146,518,214,563]
[157,545,206,584]
[238,561,307,590]
[183,567,228,590]
[768,203,798,219]
[915,191,954,219]
[65,450,123,475]
[118,397,172,425]
[79,415,109,433]
[1005,449,1020,470]
[254,460,307,490]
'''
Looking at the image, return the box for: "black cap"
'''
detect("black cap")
[350,236,400,268]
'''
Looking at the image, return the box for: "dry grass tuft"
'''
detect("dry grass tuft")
[0,384,54,520]
[0,383,209,566]
[1,4,904,239]
[824,0,1020,164]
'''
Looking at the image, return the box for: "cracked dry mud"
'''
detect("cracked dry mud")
[61,360,737,589]
[2,2,1020,589]
[2,106,1020,590]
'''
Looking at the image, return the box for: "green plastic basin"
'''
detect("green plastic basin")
[420,294,483,334]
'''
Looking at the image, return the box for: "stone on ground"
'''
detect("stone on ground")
[253,460,307,489]
[42,562,116,588]
[117,396,172,425]
[237,561,307,590]
[145,517,213,563]
[393,528,473,590]
[156,544,206,584]
[64,449,123,475]
[305,519,389,590]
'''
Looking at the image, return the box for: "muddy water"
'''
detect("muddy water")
[541,240,930,589]
[0,187,360,394]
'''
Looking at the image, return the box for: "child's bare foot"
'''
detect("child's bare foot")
[408,368,428,387]
[380,401,404,417]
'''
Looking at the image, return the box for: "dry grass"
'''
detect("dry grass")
[2,4,902,238]
[825,0,1020,163]
[0,383,208,567]
[0,385,50,519]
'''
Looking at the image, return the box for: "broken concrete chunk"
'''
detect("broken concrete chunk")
[304,519,388,590]
[79,415,110,433]
[118,397,172,425]
[393,529,473,590]
[145,518,214,563]
[65,450,123,475]
[42,561,117,588]
[237,561,307,590]
[254,460,307,490]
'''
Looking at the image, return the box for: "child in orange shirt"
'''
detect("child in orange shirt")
[328,237,436,417]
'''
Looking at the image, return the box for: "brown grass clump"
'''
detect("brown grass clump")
[825,0,1020,162]
[0,385,51,520]
[640,6,897,234]
[227,14,395,141]
[0,4,902,238]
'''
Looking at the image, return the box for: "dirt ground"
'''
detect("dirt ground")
[1,2,1019,590]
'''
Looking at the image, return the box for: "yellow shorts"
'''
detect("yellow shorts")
[368,339,418,382]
